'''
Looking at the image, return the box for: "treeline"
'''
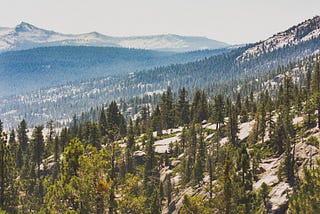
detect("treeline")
[3,40,320,130]
[1,62,320,213]
[0,46,230,96]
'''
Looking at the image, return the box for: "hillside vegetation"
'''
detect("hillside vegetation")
[1,60,320,213]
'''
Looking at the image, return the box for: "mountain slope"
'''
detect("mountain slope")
[0,46,230,96]
[1,16,320,128]
[237,16,320,62]
[0,22,229,52]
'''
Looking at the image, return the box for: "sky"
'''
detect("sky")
[1,0,319,44]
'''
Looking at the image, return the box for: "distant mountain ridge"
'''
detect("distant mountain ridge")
[1,16,320,128]
[0,22,229,52]
[237,16,320,62]
[0,46,231,96]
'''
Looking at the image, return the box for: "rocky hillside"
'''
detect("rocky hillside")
[237,16,320,62]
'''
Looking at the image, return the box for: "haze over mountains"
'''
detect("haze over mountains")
[1,16,320,128]
[0,46,231,96]
[0,22,229,53]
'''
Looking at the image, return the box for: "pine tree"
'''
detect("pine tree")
[236,92,242,115]
[106,101,126,141]
[191,90,208,123]
[213,94,225,134]
[126,120,135,173]
[45,144,111,213]
[17,119,28,153]
[228,105,239,146]
[140,106,150,133]
[259,182,270,213]
[180,126,187,152]
[288,163,320,214]
[152,105,163,136]
[30,126,45,179]
[60,127,68,153]
[52,136,60,181]
[258,94,267,143]
[222,151,232,214]
[144,131,157,191]
[176,87,190,125]
[193,153,204,185]
[70,114,78,138]
[0,120,19,212]
[62,138,84,181]
[208,155,214,199]
[160,87,175,129]
[311,62,320,128]
[166,174,172,207]
[89,123,100,149]
[272,114,286,154]
[99,107,108,137]
[149,188,161,214]
[188,123,197,164]
[236,144,251,185]
[46,120,55,155]
[200,91,209,122]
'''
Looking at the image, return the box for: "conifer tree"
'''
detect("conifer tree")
[0,120,19,212]
[125,120,135,173]
[236,92,242,115]
[193,153,204,185]
[60,127,68,153]
[222,151,232,214]
[46,120,55,155]
[106,101,127,141]
[191,90,208,123]
[272,114,286,154]
[17,119,28,153]
[166,174,172,207]
[188,123,197,163]
[70,114,78,138]
[152,105,163,136]
[311,62,320,128]
[63,138,84,180]
[288,163,320,213]
[213,94,225,134]
[160,87,175,129]
[176,87,190,125]
[258,94,267,143]
[228,105,239,146]
[89,123,100,149]
[30,126,45,179]
[150,188,161,214]
[99,107,108,137]
[180,126,187,152]
[236,144,251,185]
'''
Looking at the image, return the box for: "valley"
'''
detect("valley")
[1,15,320,214]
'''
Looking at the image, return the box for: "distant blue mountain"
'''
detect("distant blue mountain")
[0,46,231,96]
[0,22,230,52]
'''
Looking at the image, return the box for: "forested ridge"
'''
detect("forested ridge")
[0,46,230,96]
[1,41,318,130]
[1,16,320,213]
[1,58,320,213]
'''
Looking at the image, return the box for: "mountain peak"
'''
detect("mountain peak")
[15,21,38,32]
[0,22,229,52]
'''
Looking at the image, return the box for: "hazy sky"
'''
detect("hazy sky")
[1,0,319,44]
